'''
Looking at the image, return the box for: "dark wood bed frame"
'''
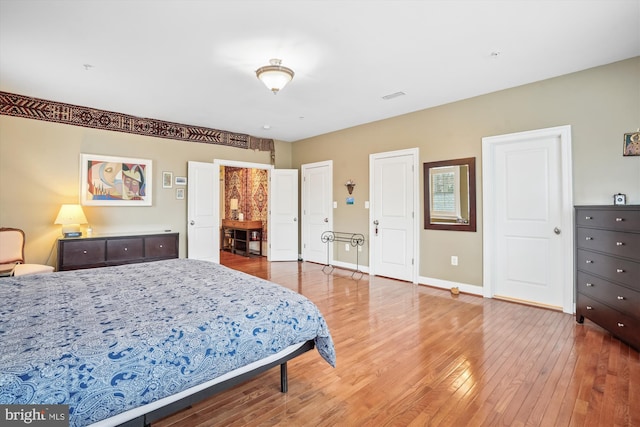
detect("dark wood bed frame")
[116,340,315,427]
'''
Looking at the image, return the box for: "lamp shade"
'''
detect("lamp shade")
[256,59,294,94]
[55,204,88,225]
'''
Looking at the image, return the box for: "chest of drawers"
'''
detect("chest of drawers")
[575,206,639,350]
[57,232,179,271]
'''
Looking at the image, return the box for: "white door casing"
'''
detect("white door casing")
[482,125,573,313]
[302,161,333,264]
[369,148,419,283]
[269,169,299,261]
[187,161,220,263]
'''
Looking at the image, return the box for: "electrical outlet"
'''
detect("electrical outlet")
[345,243,350,251]
[358,245,362,252]
[451,256,458,266]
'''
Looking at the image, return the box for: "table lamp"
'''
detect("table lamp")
[230,198,239,220]
[55,204,88,237]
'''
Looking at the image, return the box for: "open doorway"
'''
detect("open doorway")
[220,165,268,259]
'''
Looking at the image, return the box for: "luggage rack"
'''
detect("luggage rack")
[320,231,365,279]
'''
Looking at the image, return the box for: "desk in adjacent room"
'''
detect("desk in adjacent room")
[221,219,262,257]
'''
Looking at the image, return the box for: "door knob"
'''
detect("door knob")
[324,218,329,223]
[190,220,195,225]
[554,227,561,235]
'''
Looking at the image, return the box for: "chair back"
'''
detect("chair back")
[0,227,25,266]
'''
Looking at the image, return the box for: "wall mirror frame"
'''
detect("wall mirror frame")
[423,157,476,232]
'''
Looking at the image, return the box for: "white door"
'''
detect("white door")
[302,161,333,264]
[187,161,220,263]
[369,148,418,283]
[482,126,573,313]
[269,169,299,261]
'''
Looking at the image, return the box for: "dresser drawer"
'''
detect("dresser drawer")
[577,294,640,350]
[107,238,144,262]
[145,235,177,259]
[576,208,640,231]
[60,239,106,268]
[577,271,640,317]
[577,249,640,289]
[576,227,640,261]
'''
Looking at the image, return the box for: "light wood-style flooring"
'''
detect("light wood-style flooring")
[155,253,640,426]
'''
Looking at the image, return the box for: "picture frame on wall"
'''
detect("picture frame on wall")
[162,171,173,188]
[623,131,639,156]
[175,176,187,186]
[80,153,153,206]
[176,188,185,200]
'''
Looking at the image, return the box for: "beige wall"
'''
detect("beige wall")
[0,116,291,265]
[1,58,637,283]
[291,57,640,288]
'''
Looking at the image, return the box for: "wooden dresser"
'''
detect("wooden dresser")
[57,232,179,271]
[575,205,639,350]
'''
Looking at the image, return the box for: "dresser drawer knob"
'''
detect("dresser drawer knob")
[159,244,163,248]
[585,216,592,220]
[586,260,593,264]
[585,283,594,287]
[617,296,625,300]
[616,268,625,273]
[83,250,87,254]
[617,323,625,328]
[124,247,128,251]
[585,237,593,241]
[615,217,623,222]
[586,306,593,310]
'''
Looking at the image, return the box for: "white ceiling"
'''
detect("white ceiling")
[1,0,638,142]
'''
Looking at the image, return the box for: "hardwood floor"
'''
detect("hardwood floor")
[154,253,640,426]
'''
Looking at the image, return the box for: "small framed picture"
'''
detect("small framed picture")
[175,176,187,186]
[162,171,173,188]
[623,131,639,156]
[176,188,185,200]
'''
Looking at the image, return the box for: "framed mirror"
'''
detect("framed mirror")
[424,157,476,232]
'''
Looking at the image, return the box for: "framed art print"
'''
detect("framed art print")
[623,131,639,156]
[80,153,153,206]
[162,171,173,188]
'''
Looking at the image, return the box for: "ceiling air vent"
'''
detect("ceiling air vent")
[382,91,406,100]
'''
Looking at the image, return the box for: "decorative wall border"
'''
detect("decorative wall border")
[0,91,274,158]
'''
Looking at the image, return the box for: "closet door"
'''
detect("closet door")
[187,161,220,263]
[269,169,298,261]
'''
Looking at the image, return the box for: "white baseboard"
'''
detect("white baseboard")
[325,260,370,274]
[418,276,483,296]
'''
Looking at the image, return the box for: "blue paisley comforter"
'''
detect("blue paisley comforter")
[0,258,335,426]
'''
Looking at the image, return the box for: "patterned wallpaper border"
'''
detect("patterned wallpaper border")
[0,91,274,158]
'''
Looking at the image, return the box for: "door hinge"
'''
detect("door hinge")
[412,258,414,265]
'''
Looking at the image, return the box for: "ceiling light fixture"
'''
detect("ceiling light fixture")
[256,59,294,94]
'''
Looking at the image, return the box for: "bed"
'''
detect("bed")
[0,258,335,427]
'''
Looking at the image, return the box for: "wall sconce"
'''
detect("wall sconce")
[54,204,88,237]
[345,180,356,195]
